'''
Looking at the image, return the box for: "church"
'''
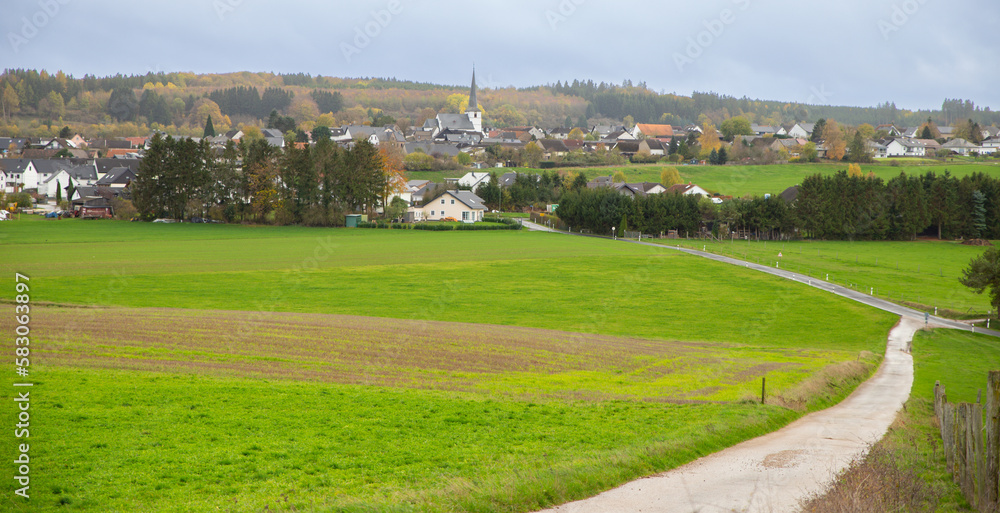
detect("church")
[422,69,484,141]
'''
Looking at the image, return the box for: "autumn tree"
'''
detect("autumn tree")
[799,142,818,162]
[954,118,984,145]
[378,145,407,214]
[660,167,682,186]
[719,117,753,141]
[612,170,627,183]
[40,91,65,119]
[568,127,586,140]
[523,141,543,168]
[1,83,20,121]
[822,120,846,160]
[856,123,876,141]
[918,118,940,140]
[244,138,282,223]
[699,123,722,156]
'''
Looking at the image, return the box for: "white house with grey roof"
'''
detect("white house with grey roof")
[420,190,487,223]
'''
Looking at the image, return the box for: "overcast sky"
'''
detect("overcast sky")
[3,0,997,112]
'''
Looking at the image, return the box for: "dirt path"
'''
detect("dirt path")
[537,317,919,513]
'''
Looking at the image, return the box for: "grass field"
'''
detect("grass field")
[0,218,900,511]
[409,161,1000,197]
[666,238,996,317]
[4,218,897,347]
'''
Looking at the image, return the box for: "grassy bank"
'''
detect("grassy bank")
[669,238,996,317]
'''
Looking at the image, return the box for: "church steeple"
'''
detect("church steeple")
[466,68,481,113]
[466,67,482,134]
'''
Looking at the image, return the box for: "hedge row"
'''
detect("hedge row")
[356,221,521,231]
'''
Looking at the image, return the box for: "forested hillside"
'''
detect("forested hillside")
[0,68,995,140]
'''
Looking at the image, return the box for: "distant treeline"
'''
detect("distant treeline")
[2,67,998,134]
[551,80,1000,127]
[556,171,1000,241]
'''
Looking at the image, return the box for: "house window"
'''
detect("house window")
[431,210,435,216]
[451,199,455,205]
[462,211,469,221]
[441,199,445,204]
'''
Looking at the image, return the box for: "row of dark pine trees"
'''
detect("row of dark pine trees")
[557,171,1000,240]
[132,134,392,225]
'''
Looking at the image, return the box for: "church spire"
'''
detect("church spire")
[466,67,481,113]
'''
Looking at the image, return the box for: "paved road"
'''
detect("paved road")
[640,239,1000,337]
[538,318,919,513]
[521,219,565,234]
[526,230,998,511]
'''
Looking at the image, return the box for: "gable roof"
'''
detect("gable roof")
[436,114,475,131]
[942,138,977,149]
[536,139,569,152]
[65,164,98,181]
[666,183,708,195]
[627,182,666,193]
[404,142,461,157]
[429,190,486,210]
[634,123,674,137]
[96,167,136,186]
[499,172,518,187]
[780,185,799,204]
[0,158,34,174]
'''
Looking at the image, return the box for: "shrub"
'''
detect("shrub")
[111,198,138,220]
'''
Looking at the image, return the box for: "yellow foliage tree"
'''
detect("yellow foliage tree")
[699,123,722,154]
[378,145,407,212]
[848,163,862,177]
[660,167,682,186]
[289,95,320,124]
[823,119,846,161]
[314,112,337,128]
[190,99,224,128]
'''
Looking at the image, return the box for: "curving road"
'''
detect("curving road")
[521,220,999,336]
[523,221,998,511]
[538,318,918,513]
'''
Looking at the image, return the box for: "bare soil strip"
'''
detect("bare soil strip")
[30,305,830,403]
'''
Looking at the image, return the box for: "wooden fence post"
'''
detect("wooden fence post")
[945,402,955,474]
[986,371,1000,511]
[936,381,943,419]
[973,403,984,511]
[958,404,968,491]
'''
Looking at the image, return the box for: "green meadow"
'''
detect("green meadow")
[4,217,896,347]
[1,218,900,511]
[669,238,996,317]
[408,161,1000,197]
